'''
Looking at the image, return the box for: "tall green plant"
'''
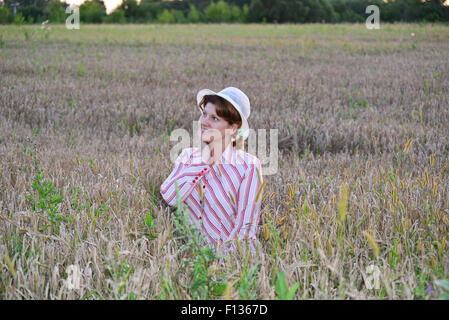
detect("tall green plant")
[169,183,227,299]
[25,144,67,234]
[275,271,298,300]
[238,262,260,299]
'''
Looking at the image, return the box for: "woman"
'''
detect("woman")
[160,87,264,254]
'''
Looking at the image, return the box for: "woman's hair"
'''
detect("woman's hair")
[199,95,245,150]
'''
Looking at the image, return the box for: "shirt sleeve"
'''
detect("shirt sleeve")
[160,148,210,207]
[224,158,264,253]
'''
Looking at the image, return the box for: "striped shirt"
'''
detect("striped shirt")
[160,143,264,253]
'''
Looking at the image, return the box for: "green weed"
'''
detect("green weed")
[25,146,67,234]
[166,183,227,299]
[275,271,298,300]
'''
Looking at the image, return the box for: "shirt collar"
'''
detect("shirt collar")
[218,142,234,165]
[190,142,235,165]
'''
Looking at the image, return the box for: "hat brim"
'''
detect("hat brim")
[196,89,250,140]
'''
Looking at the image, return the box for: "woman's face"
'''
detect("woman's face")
[200,102,237,144]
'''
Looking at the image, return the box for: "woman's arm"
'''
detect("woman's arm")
[224,159,264,252]
[160,148,210,206]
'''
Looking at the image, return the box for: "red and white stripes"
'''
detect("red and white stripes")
[160,143,263,253]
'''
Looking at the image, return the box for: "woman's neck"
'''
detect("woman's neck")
[209,138,233,163]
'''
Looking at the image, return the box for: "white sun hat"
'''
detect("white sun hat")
[196,86,251,140]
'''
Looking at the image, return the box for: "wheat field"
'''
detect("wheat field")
[0,23,448,300]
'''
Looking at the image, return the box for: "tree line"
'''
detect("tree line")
[0,0,448,25]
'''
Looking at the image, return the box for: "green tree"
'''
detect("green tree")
[13,11,25,24]
[329,0,449,23]
[79,0,107,23]
[226,0,252,7]
[205,0,232,22]
[139,0,163,22]
[173,9,187,22]
[246,0,263,22]
[230,4,244,22]
[119,0,147,22]
[185,0,213,12]
[103,8,126,23]
[0,5,10,24]
[306,0,335,22]
[421,0,449,22]
[18,5,45,24]
[47,0,65,23]
[157,8,174,23]
[187,3,202,22]
[4,0,48,12]
[247,0,309,23]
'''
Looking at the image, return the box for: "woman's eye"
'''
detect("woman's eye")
[212,117,218,121]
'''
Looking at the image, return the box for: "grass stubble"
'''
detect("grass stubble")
[0,23,448,299]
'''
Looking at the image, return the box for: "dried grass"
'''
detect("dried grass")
[0,23,448,299]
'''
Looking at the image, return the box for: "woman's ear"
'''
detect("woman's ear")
[231,123,239,135]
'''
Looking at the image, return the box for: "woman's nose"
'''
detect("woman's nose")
[200,116,210,127]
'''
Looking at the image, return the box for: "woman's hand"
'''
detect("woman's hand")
[201,130,222,165]
[201,138,214,165]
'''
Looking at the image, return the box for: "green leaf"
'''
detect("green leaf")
[286,282,299,300]
[212,282,227,296]
[275,271,298,300]
[275,271,287,299]
[145,212,153,229]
